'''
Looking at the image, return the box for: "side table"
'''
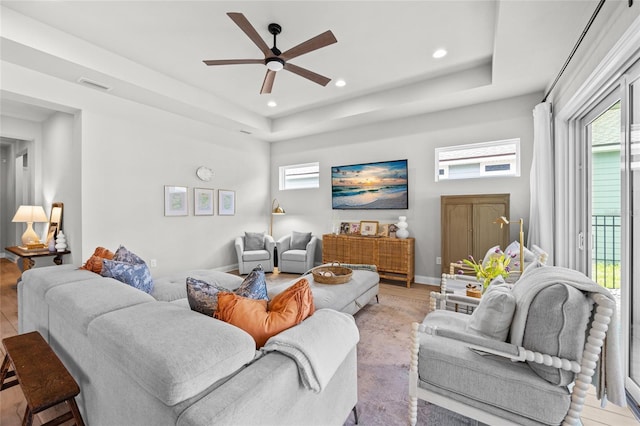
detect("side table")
[4,246,71,273]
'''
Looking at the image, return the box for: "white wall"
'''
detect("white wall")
[41,111,81,265]
[2,62,271,276]
[271,92,539,283]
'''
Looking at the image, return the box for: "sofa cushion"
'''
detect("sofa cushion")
[80,246,115,274]
[216,278,315,348]
[88,302,256,406]
[281,249,307,262]
[242,250,270,262]
[152,270,243,302]
[21,265,99,299]
[522,283,590,385]
[186,277,230,316]
[101,259,154,294]
[244,232,265,251]
[45,277,155,334]
[417,327,571,425]
[466,285,516,341]
[268,270,379,312]
[290,231,312,250]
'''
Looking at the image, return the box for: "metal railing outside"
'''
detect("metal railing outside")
[591,214,621,289]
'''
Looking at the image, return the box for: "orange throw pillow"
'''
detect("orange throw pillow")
[216,278,315,348]
[80,246,115,274]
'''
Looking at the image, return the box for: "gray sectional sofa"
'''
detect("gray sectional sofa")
[18,265,379,426]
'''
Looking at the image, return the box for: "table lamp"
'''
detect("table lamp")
[12,205,48,247]
[270,199,285,236]
[494,216,524,273]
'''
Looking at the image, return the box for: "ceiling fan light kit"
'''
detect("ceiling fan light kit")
[203,12,337,94]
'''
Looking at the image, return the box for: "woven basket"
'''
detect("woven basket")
[312,263,353,284]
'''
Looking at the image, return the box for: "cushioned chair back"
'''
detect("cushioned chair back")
[514,283,591,385]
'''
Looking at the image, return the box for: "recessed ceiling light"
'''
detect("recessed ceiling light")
[267,100,277,108]
[335,79,346,87]
[432,49,447,59]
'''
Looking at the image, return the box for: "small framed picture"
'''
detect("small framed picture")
[349,222,361,234]
[360,221,379,236]
[194,188,214,216]
[218,189,236,216]
[164,185,188,216]
[377,223,390,237]
[388,223,399,238]
[340,222,351,235]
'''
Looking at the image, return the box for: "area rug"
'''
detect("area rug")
[343,292,480,426]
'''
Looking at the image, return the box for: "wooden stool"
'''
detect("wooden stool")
[0,331,84,426]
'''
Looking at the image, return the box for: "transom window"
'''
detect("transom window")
[435,138,521,181]
[279,162,320,190]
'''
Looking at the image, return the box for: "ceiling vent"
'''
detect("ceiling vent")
[77,77,112,91]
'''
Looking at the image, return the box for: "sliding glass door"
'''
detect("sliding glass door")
[627,63,640,403]
[579,59,640,405]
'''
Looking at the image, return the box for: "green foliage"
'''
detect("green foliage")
[462,250,513,291]
[592,262,621,289]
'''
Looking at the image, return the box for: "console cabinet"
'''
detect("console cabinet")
[441,194,510,274]
[322,234,415,287]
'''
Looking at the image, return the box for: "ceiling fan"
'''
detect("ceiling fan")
[203,12,337,94]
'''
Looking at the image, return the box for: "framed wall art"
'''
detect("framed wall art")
[218,189,236,216]
[194,188,214,216]
[164,185,188,216]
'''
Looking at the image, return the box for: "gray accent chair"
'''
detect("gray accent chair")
[409,266,622,426]
[235,233,275,274]
[276,232,318,274]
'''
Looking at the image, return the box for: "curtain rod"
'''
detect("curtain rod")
[542,0,606,102]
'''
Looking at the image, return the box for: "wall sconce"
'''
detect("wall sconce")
[270,199,285,236]
[494,216,524,273]
[12,205,48,248]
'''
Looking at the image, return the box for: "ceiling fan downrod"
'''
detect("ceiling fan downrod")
[268,23,282,56]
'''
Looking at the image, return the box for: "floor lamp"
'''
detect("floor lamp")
[270,199,285,236]
[494,216,524,274]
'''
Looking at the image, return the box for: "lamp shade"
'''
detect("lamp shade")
[12,205,48,246]
[12,205,48,223]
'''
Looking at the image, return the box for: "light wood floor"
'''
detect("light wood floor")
[0,259,637,425]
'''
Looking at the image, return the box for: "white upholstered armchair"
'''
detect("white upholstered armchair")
[235,232,275,274]
[276,232,318,274]
[409,265,624,426]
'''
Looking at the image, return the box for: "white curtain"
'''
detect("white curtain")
[528,102,554,263]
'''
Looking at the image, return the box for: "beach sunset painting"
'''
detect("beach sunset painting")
[332,159,408,209]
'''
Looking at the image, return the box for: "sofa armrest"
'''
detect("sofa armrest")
[264,235,276,254]
[305,236,318,259]
[234,236,244,259]
[276,235,291,254]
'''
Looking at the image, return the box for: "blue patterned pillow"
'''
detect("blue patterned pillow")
[186,277,231,316]
[101,259,154,294]
[113,245,145,265]
[235,265,268,301]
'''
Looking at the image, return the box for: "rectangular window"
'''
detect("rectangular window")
[435,138,520,181]
[279,162,319,190]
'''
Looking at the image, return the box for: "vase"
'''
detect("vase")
[396,216,409,239]
[55,231,68,252]
[48,237,56,252]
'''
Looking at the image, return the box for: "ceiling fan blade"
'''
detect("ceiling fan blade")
[284,63,331,86]
[227,12,271,57]
[280,30,337,61]
[203,59,264,66]
[260,70,277,94]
